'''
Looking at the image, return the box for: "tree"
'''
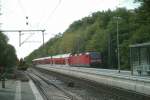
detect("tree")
[4,44,17,68]
[0,33,8,67]
[25,6,150,70]
[0,32,17,73]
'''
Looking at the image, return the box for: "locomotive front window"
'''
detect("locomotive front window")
[90,52,101,59]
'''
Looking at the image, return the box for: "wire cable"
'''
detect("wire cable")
[42,0,61,29]
[17,0,27,18]
[20,32,35,46]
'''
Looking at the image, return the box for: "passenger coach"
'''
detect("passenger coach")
[32,52,102,67]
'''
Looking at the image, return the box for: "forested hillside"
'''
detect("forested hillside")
[25,0,150,70]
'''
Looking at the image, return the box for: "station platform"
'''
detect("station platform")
[36,65,150,96]
[0,79,43,100]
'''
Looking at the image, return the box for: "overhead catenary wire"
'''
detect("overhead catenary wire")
[17,0,32,27]
[16,0,61,46]
[17,0,61,30]
[42,0,61,29]
[17,0,25,15]
[17,0,27,18]
[20,32,35,46]
[16,0,44,46]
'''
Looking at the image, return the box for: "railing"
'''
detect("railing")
[147,65,150,75]
[135,65,150,76]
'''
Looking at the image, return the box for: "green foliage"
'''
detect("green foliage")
[130,25,150,43]
[0,33,8,65]
[26,3,150,70]
[3,44,17,68]
[0,32,17,73]
[17,58,28,70]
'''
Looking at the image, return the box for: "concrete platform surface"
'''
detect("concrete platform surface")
[36,65,150,96]
[0,79,43,100]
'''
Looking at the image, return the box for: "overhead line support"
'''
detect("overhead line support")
[0,29,45,47]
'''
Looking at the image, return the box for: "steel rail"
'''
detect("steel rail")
[27,71,73,100]
[27,73,49,100]
[29,69,83,100]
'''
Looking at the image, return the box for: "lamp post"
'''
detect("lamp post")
[116,16,121,73]
[114,16,121,73]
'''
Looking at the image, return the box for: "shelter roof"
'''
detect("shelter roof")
[129,42,150,48]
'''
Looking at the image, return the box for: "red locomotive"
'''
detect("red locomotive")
[32,52,102,67]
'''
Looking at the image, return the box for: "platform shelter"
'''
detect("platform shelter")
[130,42,150,76]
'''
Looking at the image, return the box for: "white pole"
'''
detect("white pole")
[117,17,120,73]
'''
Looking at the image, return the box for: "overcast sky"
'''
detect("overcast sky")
[0,0,139,59]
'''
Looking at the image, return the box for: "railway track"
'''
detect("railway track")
[29,68,130,100]
[26,69,82,100]
[27,72,50,100]
[33,67,150,100]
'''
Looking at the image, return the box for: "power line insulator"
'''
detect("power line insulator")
[26,16,28,19]
[26,22,28,26]
[26,16,29,26]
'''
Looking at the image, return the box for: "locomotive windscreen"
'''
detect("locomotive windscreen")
[90,52,101,59]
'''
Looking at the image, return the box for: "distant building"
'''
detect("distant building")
[130,42,150,76]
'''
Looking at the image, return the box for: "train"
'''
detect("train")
[32,52,102,67]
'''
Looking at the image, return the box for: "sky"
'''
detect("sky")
[0,0,140,59]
